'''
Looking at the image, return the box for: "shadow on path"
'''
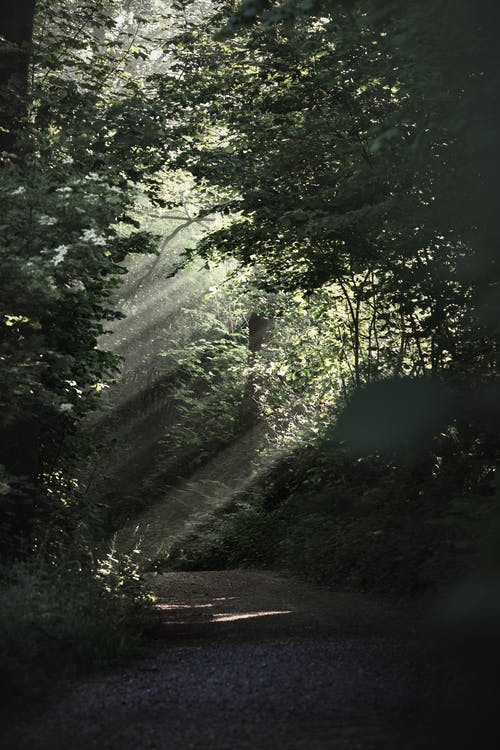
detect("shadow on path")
[3,570,446,750]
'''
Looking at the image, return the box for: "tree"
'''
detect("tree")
[0,0,169,553]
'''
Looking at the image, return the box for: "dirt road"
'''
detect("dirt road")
[3,570,443,749]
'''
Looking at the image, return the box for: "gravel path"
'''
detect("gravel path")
[3,571,443,750]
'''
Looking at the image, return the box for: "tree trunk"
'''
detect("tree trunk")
[239,313,274,432]
[0,0,37,153]
[0,2,40,504]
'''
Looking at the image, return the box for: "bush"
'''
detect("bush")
[0,549,154,700]
[162,433,496,596]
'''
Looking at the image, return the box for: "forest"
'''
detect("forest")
[1,0,500,747]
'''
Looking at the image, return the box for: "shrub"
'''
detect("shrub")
[0,548,154,700]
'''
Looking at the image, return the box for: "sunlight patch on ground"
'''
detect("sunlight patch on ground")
[156,596,237,610]
[157,602,215,610]
[210,610,293,623]
[155,599,294,623]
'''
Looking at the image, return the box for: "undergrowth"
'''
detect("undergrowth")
[0,548,155,701]
[161,436,497,596]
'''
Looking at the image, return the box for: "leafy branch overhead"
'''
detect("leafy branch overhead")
[0,0,499,609]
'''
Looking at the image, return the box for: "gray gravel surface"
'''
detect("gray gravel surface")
[3,571,443,750]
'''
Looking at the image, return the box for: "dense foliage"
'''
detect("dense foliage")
[0,0,172,554]
[1,0,500,699]
[139,0,499,587]
[0,0,169,694]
